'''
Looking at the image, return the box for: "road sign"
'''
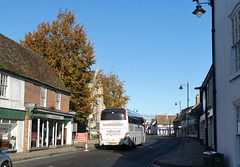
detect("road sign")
[76,133,88,142]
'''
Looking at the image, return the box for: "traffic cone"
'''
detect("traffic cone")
[84,142,89,151]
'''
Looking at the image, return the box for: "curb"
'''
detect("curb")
[10,142,99,162]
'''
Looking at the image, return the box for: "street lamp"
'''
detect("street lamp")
[179,82,190,142]
[179,82,189,108]
[193,4,206,18]
[175,101,181,113]
[192,0,217,151]
[192,0,210,18]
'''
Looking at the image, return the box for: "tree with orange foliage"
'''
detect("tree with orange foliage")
[20,9,95,123]
[98,71,130,109]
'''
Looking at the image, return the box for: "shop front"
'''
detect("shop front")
[0,107,26,152]
[157,125,174,136]
[28,108,75,150]
[199,108,214,149]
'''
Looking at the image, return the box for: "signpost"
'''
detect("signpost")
[75,133,89,151]
[75,133,87,142]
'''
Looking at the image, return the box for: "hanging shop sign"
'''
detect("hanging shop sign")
[47,114,64,120]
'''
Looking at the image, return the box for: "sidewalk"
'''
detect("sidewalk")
[154,138,205,167]
[8,140,99,162]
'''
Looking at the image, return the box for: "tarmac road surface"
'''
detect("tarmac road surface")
[12,135,182,167]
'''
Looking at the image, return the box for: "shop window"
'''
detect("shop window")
[31,119,43,147]
[0,122,16,151]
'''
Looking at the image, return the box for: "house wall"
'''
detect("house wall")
[24,82,41,107]
[24,81,73,152]
[25,81,69,112]
[0,72,25,152]
[16,121,24,152]
[47,89,56,110]
[61,94,70,112]
[215,1,240,166]
[0,73,25,110]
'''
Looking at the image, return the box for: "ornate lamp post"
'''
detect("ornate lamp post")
[192,0,217,151]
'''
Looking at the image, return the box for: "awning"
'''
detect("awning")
[0,107,26,120]
[31,108,76,122]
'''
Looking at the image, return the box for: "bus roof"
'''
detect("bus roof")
[127,109,143,118]
[102,108,143,118]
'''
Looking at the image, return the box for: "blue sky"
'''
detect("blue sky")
[0,0,212,119]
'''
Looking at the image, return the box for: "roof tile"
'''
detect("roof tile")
[0,34,69,93]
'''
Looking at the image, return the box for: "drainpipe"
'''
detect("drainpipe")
[210,0,217,152]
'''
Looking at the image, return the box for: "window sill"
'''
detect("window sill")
[229,72,240,82]
[236,133,240,136]
[0,96,9,100]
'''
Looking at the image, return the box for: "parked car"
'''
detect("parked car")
[0,149,12,167]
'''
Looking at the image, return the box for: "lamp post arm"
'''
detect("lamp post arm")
[193,0,211,6]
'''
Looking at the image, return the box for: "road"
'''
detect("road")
[13,135,182,167]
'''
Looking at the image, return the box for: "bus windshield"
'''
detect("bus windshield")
[101,109,126,120]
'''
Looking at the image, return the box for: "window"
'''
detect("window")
[101,110,126,120]
[56,92,61,110]
[237,105,240,165]
[0,73,8,97]
[237,106,240,134]
[231,9,240,74]
[40,87,47,107]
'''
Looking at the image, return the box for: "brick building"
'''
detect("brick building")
[0,34,75,152]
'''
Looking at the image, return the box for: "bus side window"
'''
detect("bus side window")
[129,116,133,123]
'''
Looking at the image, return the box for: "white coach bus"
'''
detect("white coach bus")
[99,108,146,147]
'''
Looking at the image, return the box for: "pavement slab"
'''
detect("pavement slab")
[154,138,205,167]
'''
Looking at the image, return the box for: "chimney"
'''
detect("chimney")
[196,94,200,105]
[166,113,168,119]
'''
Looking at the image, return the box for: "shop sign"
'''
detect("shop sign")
[31,132,41,141]
[47,114,64,120]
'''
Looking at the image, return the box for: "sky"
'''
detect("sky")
[0,0,212,120]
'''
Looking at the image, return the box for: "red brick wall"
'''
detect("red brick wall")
[25,81,70,112]
[24,81,70,152]
[61,94,70,112]
[25,82,41,107]
[23,108,29,152]
[47,89,56,110]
